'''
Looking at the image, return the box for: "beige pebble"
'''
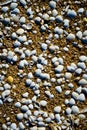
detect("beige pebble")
[37,127,46,130]
[7,76,13,83]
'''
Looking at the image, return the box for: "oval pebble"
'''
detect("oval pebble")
[71,105,79,114]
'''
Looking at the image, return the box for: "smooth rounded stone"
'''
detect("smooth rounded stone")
[27,7,34,16]
[65,90,70,96]
[49,1,56,9]
[79,55,87,62]
[49,113,55,120]
[18,35,27,43]
[37,117,43,122]
[75,68,82,75]
[45,117,51,123]
[54,106,61,113]
[66,33,75,41]
[2,90,10,99]
[67,9,77,18]
[10,123,17,130]
[20,0,26,6]
[1,6,9,13]
[55,86,62,93]
[45,90,54,98]
[82,87,87,94]
[39,100,47,107]
[30,126,37,130]
[10,3,18,10]
[14,102,21,108]
[76,31,82,39]
[68,83,74,89]
[43,13,49,21]
[41,43,47,51]
[52,57,58,64]
[20,16,26,24]
[34,17,41,24]
[56,15,63,23]
[28,104,34,109]
[16,113,23,121]
[13,40,21,47]
[19,122,25,129]
[76,87,82,94]
[65,107,71,115]
[50,78,56,82]
[69,98,75,106]
[52,9,58,17]
[64,99,69,105]
[19,60,28,68]
[72,92,79,100]
[78,8,84,14]
[2,124,7,130]
[37,127,46,130]
[12,55,18,62]
[4,83,11,90]
[54,27,63,35]
[16,28,24,35]
[64,72,72,79]
[77,62,86,70]
[82,74,87,80]
[78,79,87,85]
[71,105,79,114]
[82,36,87,44]
[78,93,85,102]
[58,58,63,65]
[55,114,60,122]
[55,65,64,73]
[22,92,29,98]
[83,30,87,36]
[63,19,69,28]
[78,114,86,119]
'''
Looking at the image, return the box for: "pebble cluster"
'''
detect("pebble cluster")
[0,0,87,130]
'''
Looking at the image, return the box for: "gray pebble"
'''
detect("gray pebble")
[19,122,25,129]
[17,113,23,120]
[54,106,61,113]
[78,93,85,102]
[49,1,56,9]
[14,102,21,108]
[66,33,75,41]
[55,86,62,93]
[75,68,82,75]
[79,79,87,85]
[20,0,26,6]
[10,3,18,10]
[76,31,82,39]
[65,107,71,115]
[71,105,79,114]
[77,62,86,70]
[69,98,75,106]
[55,114,60,122]
[39,100,47,107]
[67,9,77,18]
[10,123,17,130]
